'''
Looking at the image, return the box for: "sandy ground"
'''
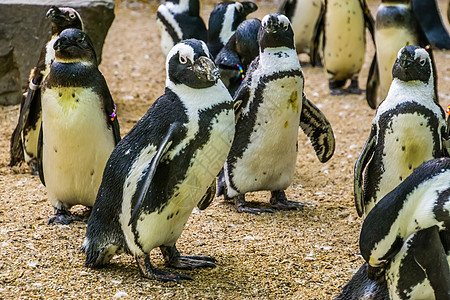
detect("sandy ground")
[0,0,449,299]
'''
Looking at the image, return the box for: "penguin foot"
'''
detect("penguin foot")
[344,78,363,95]
[28,160,39,176]
[160,245,216,270]
[48,208,80,225]
[270,190,305,211]
[137,255,192,283]
[329,88,347,96]
[235,194,274,214]
[328,78,347,96]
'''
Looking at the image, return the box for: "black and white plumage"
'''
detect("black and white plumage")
[312,0,374,95]
[83,39,235,282]
[412,0,450,50]
[207,1,258,58]
[218,14,335,214]
[214,18,261,96]
[156,0,207,57]
[278,0,323,65]
[354,46,448,218]
[38,28,120,225]
[365,0,437,109]
[10,6,84,174]
[358,158,450,299]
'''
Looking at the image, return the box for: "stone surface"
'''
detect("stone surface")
[0,0,115,105]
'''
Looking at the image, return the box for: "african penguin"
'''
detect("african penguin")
[278,0,323,65]
[412,0,450,50]
[217,14,335,214]
[10,6,84,174]
[214,18,261,96]
[354,46,448,218]
[207,1,258,58]
[156,0,207,57]
[359,157,450,299]
[83,39,235,282]
[365,0,438,109]
[39,28,120,225]
[313,0,374,95]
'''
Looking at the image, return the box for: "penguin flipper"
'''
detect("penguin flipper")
[37,125,45,186]
[354,127,376,217]
[9,86,38,166]
[233,81,250,120]
[310,3,325,67]
[366,53,379,109]
[128,122,183,226]
[360,0,375,44]
[410,226,450,299]
[197,179,216,210]
[299,94,335,163]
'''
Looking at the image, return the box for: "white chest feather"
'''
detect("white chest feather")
[323,0,365,79]
[120,82,235,255]
[41,87,115,208]
[290,0,322,53]
[227,49,303,195]
[375,25,418,100]
[219,6,236,44]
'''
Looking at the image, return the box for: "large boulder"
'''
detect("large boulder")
[0,0,115,105]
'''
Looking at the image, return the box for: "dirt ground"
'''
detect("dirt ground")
[0,0,449,299]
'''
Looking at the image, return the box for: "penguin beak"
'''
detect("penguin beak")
[263,15,278,33]
[242,2,258,15]
[193,56,220,83]
[398,54,415,68]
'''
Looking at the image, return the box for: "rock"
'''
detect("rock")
[0,0,115,105]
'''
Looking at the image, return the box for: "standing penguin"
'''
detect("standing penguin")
[217,14,335,214]
[313,0,374,95]
[359,158,450,299]
[365,0,437,109]
[83,39,235,282]
[156,0,207,57]
[278,0,323,65]
[214,18,261,96]
[10,6,83,174]
[354,46,448,218]
[39,28,120,224]
[207,1,258,58]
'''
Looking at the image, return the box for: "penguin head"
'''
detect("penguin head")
[46,6,84,34]
[166,39,219,89]
[392,46,432,84]
[53,28,97,65]
[258,14,295,52]
[235,18,261,67]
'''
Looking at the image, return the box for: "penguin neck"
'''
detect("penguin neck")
[383,77,435,107]
[259,47,300,73]
[219,5,236,44]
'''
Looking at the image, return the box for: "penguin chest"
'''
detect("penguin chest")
[41,87,115,208]
[123,108,235,254]
[229,76,303,194]
[375,28,418,100]
[323,0,365,79]
[290,0,322,53]
[375,113,437,202]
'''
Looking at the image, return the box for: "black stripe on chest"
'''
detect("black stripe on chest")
[45,62,102,91]
[227,69,303,191]
[157,10,182,43]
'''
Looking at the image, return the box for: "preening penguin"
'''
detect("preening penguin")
[217,14,335,214]
[39,28,120,224]
[354,46,448,218]
[156,0,207,57]
[313,0,374,95]
[365,0,437,109]
[207,1,258,58]
[359,158,450,299]
[83,39,235,282]
[214,18,261,96]
[10,6,84,174]
[278,0,323,65]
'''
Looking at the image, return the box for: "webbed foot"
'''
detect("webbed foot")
[344,78,364,95]
[48,208,80,225]
[160,245,216,270]
[136,255,192,283]
[270,190,305,211]
[235,194,274,214]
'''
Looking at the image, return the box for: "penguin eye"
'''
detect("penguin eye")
[283,23,289,31]
[179,55,188,64]
[69,13,76,19]
[419,58,426,66]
